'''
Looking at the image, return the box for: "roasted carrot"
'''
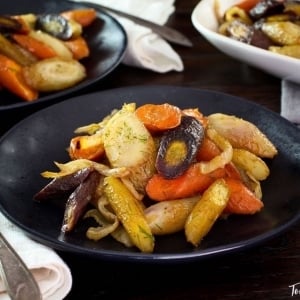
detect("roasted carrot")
[236,0,261,11]
[12,34,57,59]
[61,8,97,27]
[223,177,264,214]
[197,136,241,179]
[146,163,226,201]
[68,134,105,161]
[196,136,221,161]
[135,103,182,132]
[64,36,90,60]
[0,54,38,101]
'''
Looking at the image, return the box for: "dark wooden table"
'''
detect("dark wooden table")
[2,1,300,299]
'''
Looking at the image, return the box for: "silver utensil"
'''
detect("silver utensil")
[0,232,42,300]
[71,1,193,47]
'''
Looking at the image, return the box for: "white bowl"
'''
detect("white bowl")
[191,0,300,84]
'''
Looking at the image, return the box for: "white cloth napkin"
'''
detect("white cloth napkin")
[0,212,72,300]
[281,80,300,125]
[73,0,184,73]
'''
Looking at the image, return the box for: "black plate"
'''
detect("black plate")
[0,85,299,263]
[0,0,127,111]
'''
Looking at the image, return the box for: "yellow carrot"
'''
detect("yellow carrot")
[104,176,155,253]
[185,178,230,246]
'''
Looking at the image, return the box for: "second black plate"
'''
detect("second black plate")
[0,0,127,110]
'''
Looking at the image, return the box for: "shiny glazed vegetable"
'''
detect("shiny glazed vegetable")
[156,115,205,179]
[35,102,278,252]
[217,0,300,59]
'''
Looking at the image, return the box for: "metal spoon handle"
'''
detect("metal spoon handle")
[0,232,42,300]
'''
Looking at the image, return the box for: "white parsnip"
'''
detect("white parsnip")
[23,57,86,92]
[207,113,278,158]
[103,103,156,198]
[29,30,73,59]
[145,196,200,235]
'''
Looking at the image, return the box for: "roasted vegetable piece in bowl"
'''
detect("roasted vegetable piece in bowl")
[217,0,300,59]
[34,102,278,253]
[191,0,300,83]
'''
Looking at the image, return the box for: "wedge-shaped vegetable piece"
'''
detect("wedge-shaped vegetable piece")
[0,33,34,66]
[12,33,57,59]
[64,36,90,60]
[223,177,264,214]
[0,54,38,101]
[145,196,199,235]
[232,148,270,180]
[23,57,86,92]
[62,170,100,232]
[61,8,97,27]
[34,167,94,201]
[262,21,300,45]
[104,176,155,253]
[68,133,105,161]
[29,30,73,59]
[185,178,230,247]
[103,103,155,169]
[146,163,226,201]
[207,113,278,158]
[103,103,156,198]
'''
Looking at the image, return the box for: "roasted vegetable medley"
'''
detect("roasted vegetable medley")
[34,102,278,253]
[217,0,300,59]
[0,8,97,101]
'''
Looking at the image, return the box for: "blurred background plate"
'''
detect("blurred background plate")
[0,85,299,263]
[0,0,127,111]
[191,0,300,84]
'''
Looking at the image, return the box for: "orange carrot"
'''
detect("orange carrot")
[0,54,38,101]
[197,136,221,161]
[146,163,226,201]
[64,36,90,60]
[236,0,261,11]
[12,34,57,59]
[68,135,105,161]
[182,108,208,127]
[223,177,264,214]
[224,163,241,180]
[61,8,97,27]
[135,103,182,132]
[197,136,241,179]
